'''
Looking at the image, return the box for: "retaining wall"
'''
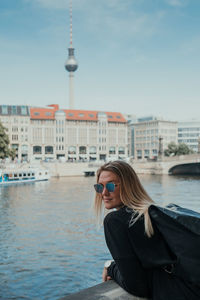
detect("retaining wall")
[60,281,149,300]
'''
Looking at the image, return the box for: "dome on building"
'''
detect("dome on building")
[55,110,66,117]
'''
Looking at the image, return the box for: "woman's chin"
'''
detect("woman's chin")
[104,203,115,210]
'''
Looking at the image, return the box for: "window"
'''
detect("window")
[78,113,84,117]
[11,106,17,115]
[118,147,125,155]
[89,114,94,117]
[45,146,53,154]
[33,146,42,154]
[68,146,76,154]
[34,112,40,116]
[45,112,52,116]
[144,149,149,158]
[21,106,27,115]
[68,113,74,116]
[2,105,8,114]
[137,150,142,159]
[108,115,113,119]
[12,127,18,132]
[21,145,28,154]
[89,146,96,154]
[12,135,18,141]
[11,144,18,150]
[116,115,121,119]
[109,147,116,154]
[152,149,157,154]
[79,146,86,154]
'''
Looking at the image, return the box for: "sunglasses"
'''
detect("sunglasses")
[94,182,118,193]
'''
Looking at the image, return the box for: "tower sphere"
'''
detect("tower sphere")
[65,57,78,72]
[65,48,78,72]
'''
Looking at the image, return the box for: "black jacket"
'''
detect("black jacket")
[104,205,200,300]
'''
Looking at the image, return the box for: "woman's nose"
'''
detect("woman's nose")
[102,186,109,196]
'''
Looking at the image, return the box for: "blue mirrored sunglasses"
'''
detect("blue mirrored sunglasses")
[94,182,116,193]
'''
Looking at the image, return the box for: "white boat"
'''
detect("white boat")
[0,168,50,185]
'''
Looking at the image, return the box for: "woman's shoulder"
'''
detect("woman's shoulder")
[104,206,133,227]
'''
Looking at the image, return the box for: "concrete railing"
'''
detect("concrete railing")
[60,281,149,300]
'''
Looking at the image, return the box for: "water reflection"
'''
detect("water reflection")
[0,175,199,299]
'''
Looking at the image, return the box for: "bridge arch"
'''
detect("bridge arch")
[169,163,200,175]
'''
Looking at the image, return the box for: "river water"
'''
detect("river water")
[0,175,200,300]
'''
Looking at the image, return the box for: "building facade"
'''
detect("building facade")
[133,117,177,159]
[0,104,128,162]
[178,121,200,153]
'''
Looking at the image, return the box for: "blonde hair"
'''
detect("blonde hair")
[94,160,155,237]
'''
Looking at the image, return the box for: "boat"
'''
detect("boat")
[0,168,50,185]
[84,171,95,177]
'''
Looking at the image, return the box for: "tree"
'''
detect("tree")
[0,121,15,159]
[164,142,178,156]
[176,143,194,155]
[164,142,194,157]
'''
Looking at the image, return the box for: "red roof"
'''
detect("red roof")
[30,105,127,123]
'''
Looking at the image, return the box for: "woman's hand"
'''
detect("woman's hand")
[102,267,112,282]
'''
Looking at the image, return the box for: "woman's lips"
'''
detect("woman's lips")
[103,198,112,202]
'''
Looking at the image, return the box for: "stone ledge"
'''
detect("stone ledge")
[60,280,149,300]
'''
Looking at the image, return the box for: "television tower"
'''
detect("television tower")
[65,0,78,109]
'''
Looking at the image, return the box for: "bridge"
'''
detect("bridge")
[132,154,200,175]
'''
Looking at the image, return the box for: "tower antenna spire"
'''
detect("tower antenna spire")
[69,0,73,46]
[65,0,78,109]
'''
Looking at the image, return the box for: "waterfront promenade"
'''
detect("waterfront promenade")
[1,153,200,177]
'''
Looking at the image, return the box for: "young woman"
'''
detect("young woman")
[94,160,200,300]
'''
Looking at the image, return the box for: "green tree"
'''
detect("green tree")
[0,121,15,159]
[164,142,178,156]
[177,143,194,155]
[164,142,194,156]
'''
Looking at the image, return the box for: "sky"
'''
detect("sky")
[0,0,200,121]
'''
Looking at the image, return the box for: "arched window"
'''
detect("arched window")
[45,146,53,154]
[33,146,42,154]
[109,146,116,154]
[68,146,76,154]
[79,146,86,154]
[21,144,28,154]
[89,146,96,154]
[118,147,125,154]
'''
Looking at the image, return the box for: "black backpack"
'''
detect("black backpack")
[149,204,200,284]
